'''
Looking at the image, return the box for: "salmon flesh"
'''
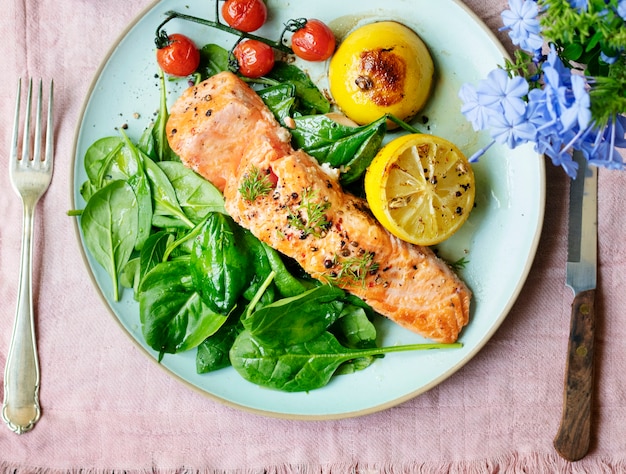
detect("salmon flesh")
[167,71,471,343]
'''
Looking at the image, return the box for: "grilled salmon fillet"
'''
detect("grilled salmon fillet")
[167,71,471,343]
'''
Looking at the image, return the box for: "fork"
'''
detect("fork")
[2,78,54,434]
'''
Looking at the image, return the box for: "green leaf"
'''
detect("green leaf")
[139,260,227,355]
[258,83,297,123]
[562,42,584,62]
[190,213,252,313]
[262,244,308,297]
[242,285,345,348]
[139,230,172,283]
[83,136,125,191]
[157,161,226,221]
[144,157,194,229]
[266,61,330,115]
[332,305,377,349]
[196,322,241,373]
[81,180,139,301]
[230,330,462,392]
[290,115,386,184]
[139,71,178,162]
[198,43,231,79]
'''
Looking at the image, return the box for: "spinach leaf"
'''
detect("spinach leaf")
[157,161,226,222]
[262,244,308,297]
[139,230,172,283]
[82,134,152,249]
[143,157,194,229]
[190,213,252,314]
[138,72,178,162]
[198,43,231,79]
[230,330,462,392]
[139,260,228,357]
[331,305,378,375]
[266,61,330,115]
[120,257,141,294]
[333,305,377,349]
[241,231,276,304]
[196,321,241,373]
[81,180,138,302]
[82,137,124,193]
[291,115,386,184]
[258,83,297,123]
[242,285,345,348]
[120,133,153,250]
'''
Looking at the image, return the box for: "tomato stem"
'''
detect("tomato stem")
[157,10,293,54]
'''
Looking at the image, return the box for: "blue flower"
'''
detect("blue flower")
[501,0,544,52]
[489,111,537,148]
[561,74,591,131]
[476,68,529,121]
[544,45,573,88]
[569,0,588,12]
[619,0,626,20]
[459,83,496,131]
[600,51,618,64]
[459,0,626,177]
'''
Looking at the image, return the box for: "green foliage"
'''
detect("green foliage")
[538,0,626,125]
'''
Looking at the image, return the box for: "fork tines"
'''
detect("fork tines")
[11,78,54,166]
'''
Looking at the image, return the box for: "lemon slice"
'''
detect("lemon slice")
[364,133,475,246]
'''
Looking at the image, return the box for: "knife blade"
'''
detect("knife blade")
[553,150,598,462]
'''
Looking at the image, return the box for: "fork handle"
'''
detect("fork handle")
[2,201,41,434]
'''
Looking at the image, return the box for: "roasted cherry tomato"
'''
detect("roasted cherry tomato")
[222,0,268,33]
[156,33,200,76]
[233,40,275,78]
[291,19,336,62]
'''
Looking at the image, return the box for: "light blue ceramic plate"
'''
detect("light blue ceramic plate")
[72,0,545,419]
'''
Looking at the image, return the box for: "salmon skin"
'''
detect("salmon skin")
[167,71,471,343]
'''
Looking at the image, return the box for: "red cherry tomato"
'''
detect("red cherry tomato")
[291,19,336,62]
[233,40,275,78]
[222,0,268,33]
[156,33,200,76]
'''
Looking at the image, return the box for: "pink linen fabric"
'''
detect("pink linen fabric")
[2,0,626,472]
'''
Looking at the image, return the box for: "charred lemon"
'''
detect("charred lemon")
[328,21,434,127]
[364,134,475,246]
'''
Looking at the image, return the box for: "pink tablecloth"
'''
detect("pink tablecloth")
[2,0,626,471]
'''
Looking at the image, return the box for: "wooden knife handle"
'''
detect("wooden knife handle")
[554,289,596,461]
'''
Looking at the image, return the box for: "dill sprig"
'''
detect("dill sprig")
[327,251,379,287]
[287,187,331,238]
[239,166,273,202]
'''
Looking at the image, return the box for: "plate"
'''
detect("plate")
[72,0,545,419]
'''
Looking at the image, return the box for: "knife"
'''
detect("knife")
[553,150,598,462]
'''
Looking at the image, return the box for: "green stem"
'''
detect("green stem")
[157,10,293,54]
[245,271,276,319]
[355,342,463,358]
[386,114,423,134]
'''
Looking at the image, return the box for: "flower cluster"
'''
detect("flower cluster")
[459,0,626,177]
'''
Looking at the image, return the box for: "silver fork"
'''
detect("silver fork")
[2,78,54,434]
